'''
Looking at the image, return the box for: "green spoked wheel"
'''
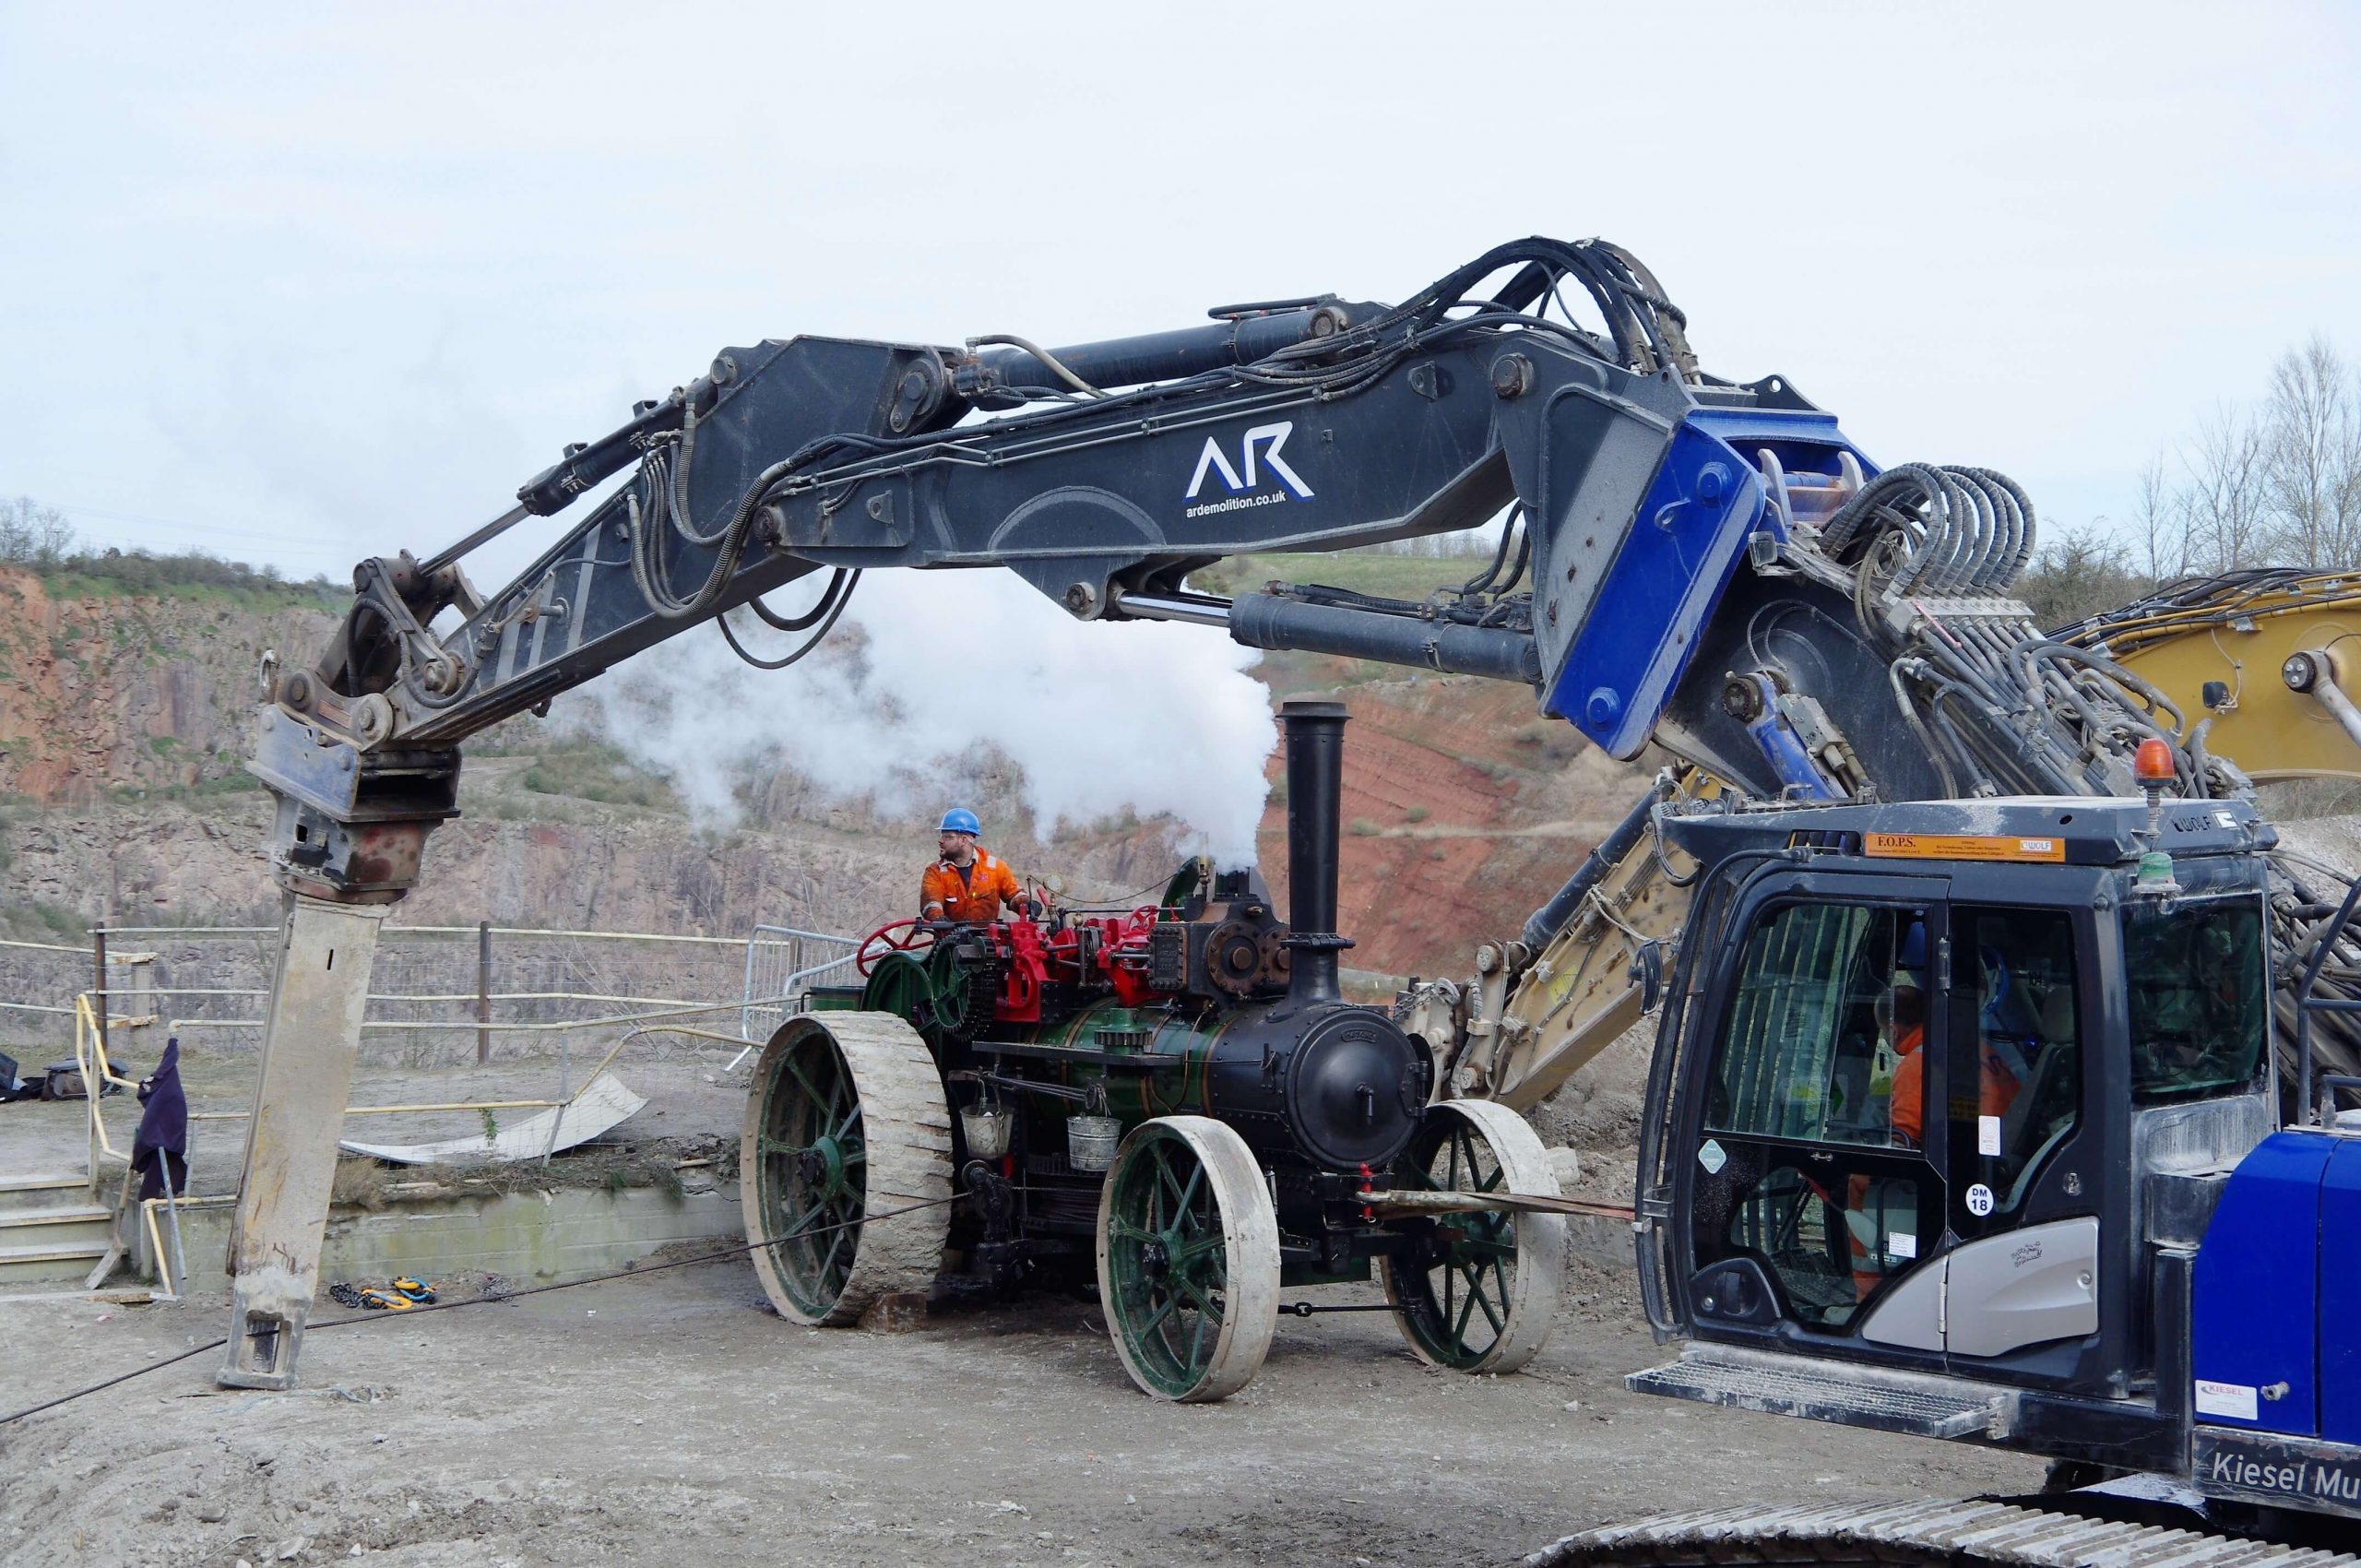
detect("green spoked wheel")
[1378,1098,1566,1373]
[1096,1116,1279,1402]
[741,1012,951,1325]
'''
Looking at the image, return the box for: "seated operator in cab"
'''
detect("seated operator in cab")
[920,807,1039,925]
[1848,932,2025,1299]
[1882,926,2023,1146]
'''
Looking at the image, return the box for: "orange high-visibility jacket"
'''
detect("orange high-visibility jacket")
[920,849,1022,923]
[1891,1028,2021,1145]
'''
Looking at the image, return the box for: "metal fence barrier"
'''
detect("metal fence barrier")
[735,924,860,1068]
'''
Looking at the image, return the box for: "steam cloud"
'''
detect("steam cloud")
[565,570,1277,865]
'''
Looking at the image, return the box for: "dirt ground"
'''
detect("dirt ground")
[0,1245,2044,1568]
[1,1040,2043,1567]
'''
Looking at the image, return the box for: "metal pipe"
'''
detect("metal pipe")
[79,987,724,1006]
[421,502,531,576]
[2293,647,2361,752]
[1229,593,1540,685]
[92,921,109,1066]
[1280,700,1351,1005]
[1109,589,1232,628]
[1520,783,1666,952]
[191,1099,570,1121]
[172,992,785,1034]
[477,921,492,1066]
[0,935,89,954]
[98,922,775,946]
[963,304,1360,399]
[156,1146,187,1304]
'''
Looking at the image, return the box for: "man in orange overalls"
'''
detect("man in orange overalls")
[1848,938,2025,1300]
[1890,954,2023,1146]
[920,807,1029,925]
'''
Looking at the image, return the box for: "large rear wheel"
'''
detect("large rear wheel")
[1378,1098,1565,1372]
[741,1012,952,1324]
[1096,1115,1279,1402]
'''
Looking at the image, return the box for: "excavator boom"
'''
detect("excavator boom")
[219,236,2361,1557]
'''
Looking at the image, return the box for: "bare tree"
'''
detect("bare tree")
[0,496,75,566]
[2260,334,2361,569]
[2132,454,2188,583]
[2177,405,2271,573]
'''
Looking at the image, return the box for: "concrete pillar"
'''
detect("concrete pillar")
[218,895,387,1390]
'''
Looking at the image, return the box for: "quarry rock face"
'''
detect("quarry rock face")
[0,567,338,802]
[0,565,1653,992]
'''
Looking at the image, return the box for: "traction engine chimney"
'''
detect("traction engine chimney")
[1280,699,1353,1004]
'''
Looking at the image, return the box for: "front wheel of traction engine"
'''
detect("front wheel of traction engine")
[742,1012,951,1325]
[1097,1116,1280,1402]
[1378,1098,1565,1373]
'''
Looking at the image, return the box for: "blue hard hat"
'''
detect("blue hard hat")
[939,807,981,837]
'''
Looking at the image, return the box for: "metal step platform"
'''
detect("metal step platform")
[1629,1341,2017,1441]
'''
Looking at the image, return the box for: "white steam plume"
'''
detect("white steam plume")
[565,569,1276,865]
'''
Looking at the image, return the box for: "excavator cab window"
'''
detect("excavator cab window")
[2123,897,2268,1105]
[1697,900,1939,1331]
[1690,896,2093,1336]
[1705,902,1921,1148]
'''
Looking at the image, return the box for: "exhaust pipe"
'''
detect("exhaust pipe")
[1280,699,1353,1004]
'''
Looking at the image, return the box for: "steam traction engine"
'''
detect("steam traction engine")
[740,702,1569,1400]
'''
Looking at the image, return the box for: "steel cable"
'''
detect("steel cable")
[0,1188,965,1429]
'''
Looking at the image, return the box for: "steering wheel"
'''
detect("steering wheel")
[857,918,939,977]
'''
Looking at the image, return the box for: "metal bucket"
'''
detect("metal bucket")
[1066,1114,1122,1174]
[960,1104,1014,1159]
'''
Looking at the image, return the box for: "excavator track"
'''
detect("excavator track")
[1529,1499,2360,1568]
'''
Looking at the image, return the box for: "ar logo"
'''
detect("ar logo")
[1184,422,1315,501]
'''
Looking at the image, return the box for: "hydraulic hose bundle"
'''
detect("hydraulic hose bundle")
[621,414,862,669]
[1780,469,2361,1110]
[1779,463,2213,802]
[1819,463,2035,592]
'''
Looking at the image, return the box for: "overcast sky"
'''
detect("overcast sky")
[5,3,2357,593]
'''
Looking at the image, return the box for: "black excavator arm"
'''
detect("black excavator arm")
[253,237,1762,902]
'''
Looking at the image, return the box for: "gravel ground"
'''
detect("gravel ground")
[0,1045,2046,1566]
[0,1250,2042,1568]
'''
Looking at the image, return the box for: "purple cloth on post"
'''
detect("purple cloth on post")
[131,1036,189,1203]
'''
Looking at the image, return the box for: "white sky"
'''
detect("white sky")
[4,2,2358,591]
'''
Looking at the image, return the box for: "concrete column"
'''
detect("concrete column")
[218,895,387,1390]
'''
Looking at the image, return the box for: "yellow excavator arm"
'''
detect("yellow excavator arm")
[2061,568,2361,783]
